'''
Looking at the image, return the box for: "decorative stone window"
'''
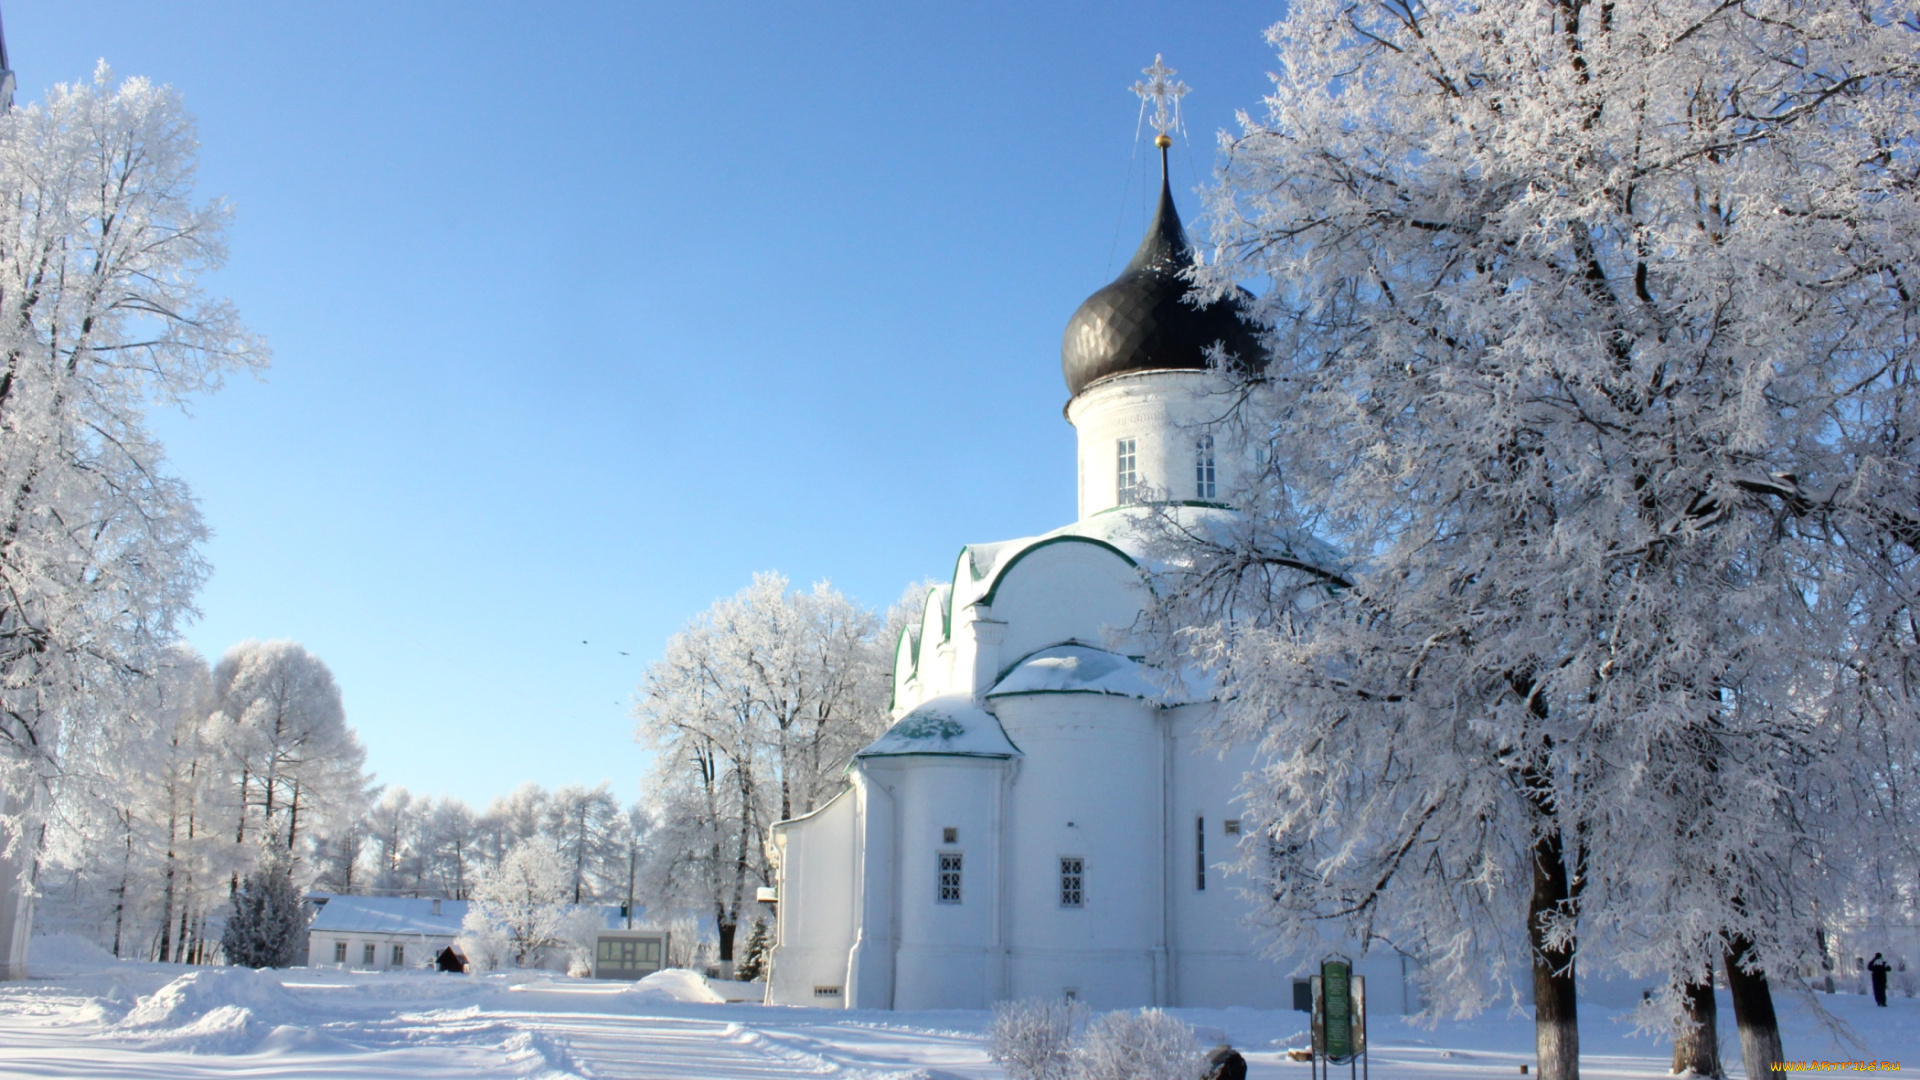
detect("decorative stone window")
[362,942,376,966]
[1195,434,1216,499]
[938,852,963,903]
[1060,857,1085,908]
[391,944,405,967]
[814,985,843,998]
[333,941,347,963]
[1116,438,1139,505]
[1224,818,1242,836]
[943,827,958,844]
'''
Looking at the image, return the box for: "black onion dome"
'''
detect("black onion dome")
[1061,151,1261,398]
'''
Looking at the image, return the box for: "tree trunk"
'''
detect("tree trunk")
[111,816,132,958]
[1725,937,1784,1080]
[1672,972,1723,1077]
[1530,828,1580,1080]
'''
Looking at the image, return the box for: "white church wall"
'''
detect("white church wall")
[1163,703,1416,1013]
[879,755,1009,1010]
[994,693,1163,1009]
[1164,700,1293,1008]
[767,785,862,1007]
[984,543,1148,670]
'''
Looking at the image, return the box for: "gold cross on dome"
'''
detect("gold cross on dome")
[1131,54,1189,139]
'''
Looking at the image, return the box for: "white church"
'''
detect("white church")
[765,71,1412,1013]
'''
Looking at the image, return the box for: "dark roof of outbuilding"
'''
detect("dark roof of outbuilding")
[1060,147,1262,398]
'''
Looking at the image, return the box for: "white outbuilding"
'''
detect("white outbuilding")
[306,893,466,971]
[765,139,1413,1012]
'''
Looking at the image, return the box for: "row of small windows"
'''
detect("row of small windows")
[331,940,404,966]
[1115,436,1218,504]
[934,852,1087,908]
[934,820,1240,904]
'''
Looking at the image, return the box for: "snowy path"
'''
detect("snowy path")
[3,939,1916,1080]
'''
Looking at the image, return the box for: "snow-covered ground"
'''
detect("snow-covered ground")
[2,935,1914,1079]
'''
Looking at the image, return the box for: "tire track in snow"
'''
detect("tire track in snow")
[509,1013,838,1080]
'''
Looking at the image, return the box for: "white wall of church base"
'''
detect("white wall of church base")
[895,945,996,1011]
[1007,949,1158,1010]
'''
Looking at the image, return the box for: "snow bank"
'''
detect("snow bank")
[121,967,300,1030]
[621,968,726,1003]
[111,967,321,1054]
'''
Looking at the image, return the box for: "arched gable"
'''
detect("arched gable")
[983,536,1150,664]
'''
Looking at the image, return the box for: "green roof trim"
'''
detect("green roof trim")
[978,535,1142,607]
[888,625,919,713]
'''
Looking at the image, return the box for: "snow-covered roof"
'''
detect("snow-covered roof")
[987,644,1160,699]
[987,644,1213,704]
[307,895,469,937]
[857,695,1021,759]
[308,894,638,937]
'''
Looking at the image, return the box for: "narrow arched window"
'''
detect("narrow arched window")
[1116,438,1139,505]
[1195,434,1216,500]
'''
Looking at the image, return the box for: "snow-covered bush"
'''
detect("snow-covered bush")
[988,997,1088,1080]
[453,912,510,973]
[556,906,607,977]
[219,852,302,969]
[1070,1008,1206,1080]
[663,913,712,971]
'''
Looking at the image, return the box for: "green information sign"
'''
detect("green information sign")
[1322,960,1353,1059]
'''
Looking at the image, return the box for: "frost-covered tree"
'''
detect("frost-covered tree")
[733,917,770,982]
[479,782,549,869]
[0,65,266,977]
[35,638,373,963]
[34,644,226,960]
[633,572,892,969]
[219,850,302,969]
[210,640,367,868]
[1153,3,1920,1078]
[363,785,422,895]
[544,782,624,904]
[417,795,480,900]
[460,838,574,969]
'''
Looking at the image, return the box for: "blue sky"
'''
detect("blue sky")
[7,1,1285,809]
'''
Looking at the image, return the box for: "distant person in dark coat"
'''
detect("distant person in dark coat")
[1868,953,1892,1007]
[1207,1044,1248,1080]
